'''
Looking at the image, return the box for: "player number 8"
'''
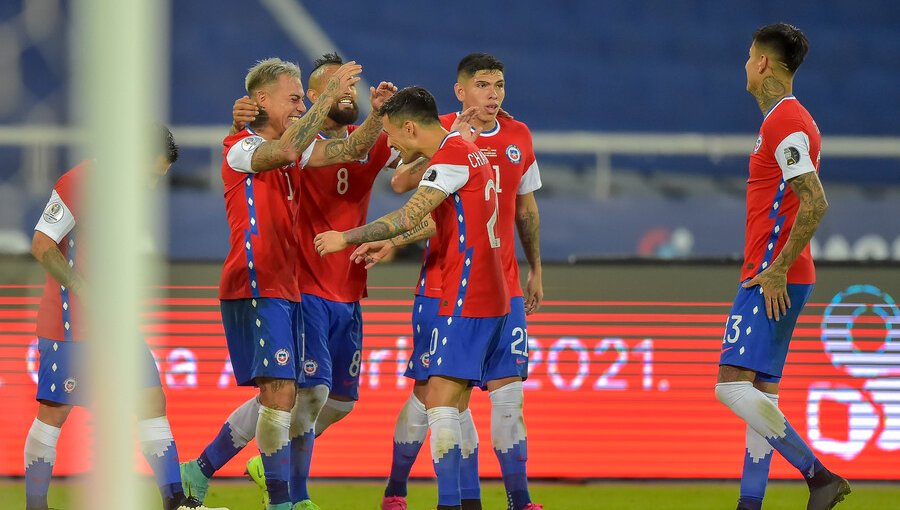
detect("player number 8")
[337,167,349,195]
[348,349,361,377]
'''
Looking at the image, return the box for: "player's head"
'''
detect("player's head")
[149,124,178,188]
[746,23,809,93]
[244,57,307,135]
[308,52,360,126]
[455,53,505,125]
[380,86,441,162]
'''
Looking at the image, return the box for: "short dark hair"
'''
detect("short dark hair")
[160,124,179,163]
[752,23,809,74]
[457,53,504,80]
[379,86,440,125]
[312,52,343,73]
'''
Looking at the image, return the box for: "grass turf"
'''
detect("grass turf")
[1,478,895,510]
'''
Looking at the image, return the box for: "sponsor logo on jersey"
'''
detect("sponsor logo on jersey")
[43,202,65,224]
[480,147,497,158]
[63,377,77,393]
[505,144,522,164]
[275,348,290,366]
[784,146,801,166]
[304,359,318,375]
[241,136,264,152]
[419,352,431,368]
[753,134,763,154]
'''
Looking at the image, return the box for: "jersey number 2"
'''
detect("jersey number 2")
[485,177,501,248]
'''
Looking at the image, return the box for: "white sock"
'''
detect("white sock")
[257,406,291,455]
[394,394,429,444]
[137,416,175,458]
[746,392,779,461]
[489,381,527,453]
[314,398,356,436]
[226,396,260,448]
[24,418,60,468]
[291,385,328,439]
[716,381,788,439]
[427,407,461,462]
[459,408,479,460]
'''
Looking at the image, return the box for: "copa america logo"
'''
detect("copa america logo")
[419,352,431,368]
[505,144,522,164]
[303,359,318,375]
[274,348,290,366]
[63,377,77,393]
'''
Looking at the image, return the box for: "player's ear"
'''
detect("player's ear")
[757,54,769,74]
[254,89,267,108]
[454,82,465,102]
[403,120,415,137]
[307,88,318,103]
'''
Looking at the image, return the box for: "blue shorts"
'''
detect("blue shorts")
[36,337,161,406]
[404,295,441,381]
[719,282,814,382]
[298,294,363,400]
[221,298,303,386]
[427,314,507,383]
[480,297,530,388]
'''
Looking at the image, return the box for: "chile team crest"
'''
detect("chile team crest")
[275,348,290,366]
[63,377,77,393]
[419,352,431,368]
[304,359,318,375]
[753,134,763,154]
[505,144,522,164]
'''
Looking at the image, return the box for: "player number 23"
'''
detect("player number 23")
[724,314,743,343]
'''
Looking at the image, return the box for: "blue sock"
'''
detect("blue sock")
[139,417,182,501]
[739,392,777,508]
[24,418,59,510]
[767,419,819,478]
[290,430,315,502]
[258,406,292,505]
[490,382,531,510]
[385,394,429,498]
[198,422,245,478]
[495,439,530,510]
[25,458,54,509]
[385,441,425,497]
[428,407,462,508]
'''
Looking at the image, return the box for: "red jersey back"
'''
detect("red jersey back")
[419,132,509,317]
[296,128,398,302]
[742,96,821,284]
[439,113,541,298]
[34,162,88,342]
[220,129,302,300]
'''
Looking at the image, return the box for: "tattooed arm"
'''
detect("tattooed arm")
[390,157,430,193]
[304,82,397,168]
[32,231,87,295]
[742,171,828,320]
[315,186,446,255]
[249,62,362,172]
[515,192,543,314]
[349,215,436,269]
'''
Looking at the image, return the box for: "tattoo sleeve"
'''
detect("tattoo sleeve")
[772,171,829,271]
[313,110,384,166]
[391,157,430,193]
[391,214,436,247]
[344,187,446,244]
[515,193,542,271]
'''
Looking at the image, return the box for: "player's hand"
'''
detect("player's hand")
[232,96,258,130]
[314,231,348,257]
[370,81,397,113]
[322,61,362,103]
[453,106,483,143]
[524,268,543,315]
[497,107,514,120]
[350,240,394,269]
[742,268,791,321]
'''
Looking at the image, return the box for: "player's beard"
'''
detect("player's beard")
[328,101,359,126]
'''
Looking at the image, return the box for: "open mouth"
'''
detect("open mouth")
[484,104,499,114]
[337,97,355,108]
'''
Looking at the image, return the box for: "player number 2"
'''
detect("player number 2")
[348,349,361,377]
[511,326,528,356]
[336,167,349,195]
[484,178,501,248]
[724,314,743,343]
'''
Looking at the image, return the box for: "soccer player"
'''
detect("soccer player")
[180,57,395,510]
[714,24,851,510]
[25,127,226,510]
[355,53,543,510]
[314,86,509,510]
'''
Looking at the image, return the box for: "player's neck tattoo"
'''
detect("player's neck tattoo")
[755,76,789,114]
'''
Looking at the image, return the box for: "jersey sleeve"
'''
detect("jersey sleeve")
[774,131,816,181]
[518,160,542,194]
[225,135,266,173]
[418,163,469,195]
[34,189,76,243]
[297,141,316,169]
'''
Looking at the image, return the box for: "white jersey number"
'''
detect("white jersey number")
[484,178,501,248]
[337,167,349,195]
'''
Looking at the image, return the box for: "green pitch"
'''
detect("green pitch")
[2,479,896,510]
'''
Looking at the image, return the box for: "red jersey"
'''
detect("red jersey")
[742,96,821,284]
[220,129,302,301]
[417,114,542,298]
[418,132,510,317]
[34,162,87,342]
[296,128,398,302]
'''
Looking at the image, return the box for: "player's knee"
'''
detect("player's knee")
[36,401,73,428]
[257,377,297,411]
